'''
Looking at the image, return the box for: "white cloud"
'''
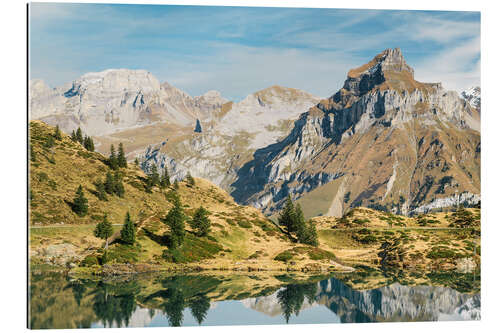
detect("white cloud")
[413,36,480,92]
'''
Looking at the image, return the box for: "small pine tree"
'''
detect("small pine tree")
[104,171,114,194]
[72,185,88,217]
[75,127,83,144]
[83,136,89,150]
[278,195,297,236]
[144,178,153,193]
[294,203,306,234]
[189,206,211,237]
[94,215,113,249]
[83,136,95,152]
[149,164,160,187]
[173,179,179,190]
[120,212,136,245]
[95,179,107,201]
[114,172,125,198]
[186,172,195,187]
[109,144,118,170]
[160,167,171,188]
[163,195,185,249]
[71,130,77,142]
[134,158,139,167]
[54,125,62,140]
[298,220,319,246]
[117,143,127,168]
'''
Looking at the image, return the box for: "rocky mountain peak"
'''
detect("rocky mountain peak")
[65,69,161,97]
[194,90,228,107]
[462,86,481,112]
[339,48,424,99]
[348,48,414,79]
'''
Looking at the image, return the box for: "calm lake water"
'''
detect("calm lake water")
[28,270,480,329]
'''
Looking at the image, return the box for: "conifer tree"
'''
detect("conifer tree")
[160,167,171,188]
[75,127,83,144]
[294,203,305,229]
[189,295,210,325]
[114,172,125,198]
[173,179,179,190]
[120,212,135,245]
[94,214,113,249]
[298,220,319,246]
[189,206,211,237]
[149,164,160,186]
[134,158,139,167]
[163,195,185,248]
[84,136,95,152]
[104,171,114,194]
[72,185,88,217]
[71,130,77,142]
[144,178,153,193]
[117,142,127,168]
[54,125,62,140]
[186,171,195,187]
[109,144,118,170]
[278,195,297,235]
[95,179,107,201]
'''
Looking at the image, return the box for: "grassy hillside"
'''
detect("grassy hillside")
[29,121,343,273]
[313,207,481,273]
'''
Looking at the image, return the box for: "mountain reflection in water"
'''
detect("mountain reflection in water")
[29,271,480,329]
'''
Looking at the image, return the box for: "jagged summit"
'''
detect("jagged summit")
[231,48,480,218]
[335,48,439,102]
[348,48,414,78]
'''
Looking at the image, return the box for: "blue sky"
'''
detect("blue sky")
[29,3,480,100]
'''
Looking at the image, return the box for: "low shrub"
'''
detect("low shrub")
[274,251,293,262]
[237,219,252,228]
[80,255,99,267]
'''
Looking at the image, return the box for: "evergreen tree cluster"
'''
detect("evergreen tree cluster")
[278,195,318,246]
[145,164,170,192]
[70,127,95,151]
[449,205,479,228]
[108,143,127,170]
[189,206,211,237]
[95,171,125,199]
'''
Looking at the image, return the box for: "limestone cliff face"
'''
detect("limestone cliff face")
[140,86,320,189]
[29,69,225,136]
[231,48,480,217]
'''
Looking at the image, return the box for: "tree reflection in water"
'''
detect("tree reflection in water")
[277,283,318,323]
[92,280,139,328]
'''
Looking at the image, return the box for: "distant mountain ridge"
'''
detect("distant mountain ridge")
[230,48,480,217]
[29,69,226,137]
[30,49,480,218]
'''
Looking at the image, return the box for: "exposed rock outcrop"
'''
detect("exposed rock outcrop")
[140,86,321,189]
[230,48,480,217]
[29,69,226,136]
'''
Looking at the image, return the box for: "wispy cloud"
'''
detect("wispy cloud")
[29,4,480,99]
